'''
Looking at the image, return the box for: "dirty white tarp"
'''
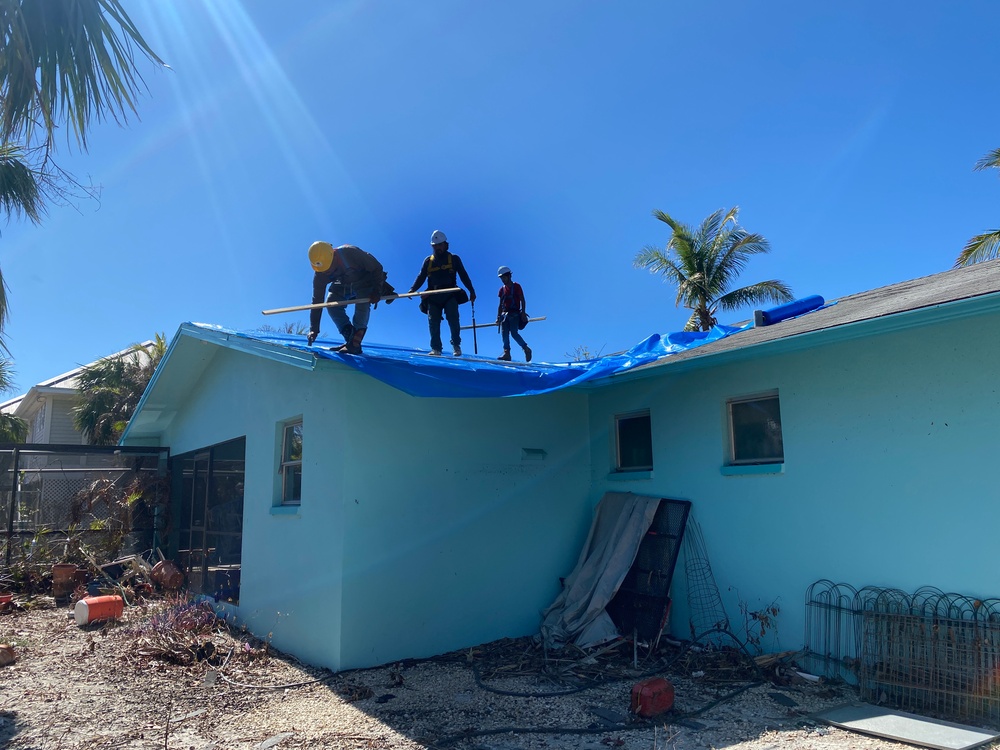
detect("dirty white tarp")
[539,492,661,650]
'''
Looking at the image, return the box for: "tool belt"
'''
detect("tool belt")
[419,288,468,313]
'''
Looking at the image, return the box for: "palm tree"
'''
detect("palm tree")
[956,148,1000,267]
[0,357,26,442]
[0,0,164,331]
[73,333,167,445]
[634,207,794,331]
[0,0,164,149]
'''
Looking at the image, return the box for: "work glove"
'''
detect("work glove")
[307,331,318,346]
[470,291,477,303]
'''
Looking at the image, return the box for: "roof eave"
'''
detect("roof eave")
[119,323,317,444]
[597,289,1000,385]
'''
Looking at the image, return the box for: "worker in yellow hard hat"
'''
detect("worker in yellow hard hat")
[307,241,395,355]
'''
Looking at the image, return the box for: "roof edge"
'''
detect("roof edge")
[604,288,1000,384]
[119,323,318,444]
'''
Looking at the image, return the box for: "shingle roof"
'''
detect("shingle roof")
[633,259,1000,371]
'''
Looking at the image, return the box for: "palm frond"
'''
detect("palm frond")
[973,148,1000,172]
[0,0,166,148]
[651,209,686,236]
[955,229,1000,267]
[715,281,795,312]
[0,143,42,223]
[0,356,18,393]
[0,412,27,443]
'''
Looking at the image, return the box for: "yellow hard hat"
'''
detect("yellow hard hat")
[308,241,334,272]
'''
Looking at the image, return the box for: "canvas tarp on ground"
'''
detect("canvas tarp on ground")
[539,492,662,650]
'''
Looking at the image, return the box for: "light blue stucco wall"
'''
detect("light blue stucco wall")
[153,346,593,671]
[587,312,1000,653]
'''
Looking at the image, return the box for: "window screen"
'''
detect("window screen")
[616,412,652,471]
[729,395,783,464]
[280,421,302,505]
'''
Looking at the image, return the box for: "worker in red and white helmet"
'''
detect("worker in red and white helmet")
[408,230,476,356]
[495,265,531,362]
[306,241,395,355]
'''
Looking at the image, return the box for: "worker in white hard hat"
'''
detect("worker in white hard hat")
[495,266,531,362]
[408,230,476,356]
[306,241,395,355]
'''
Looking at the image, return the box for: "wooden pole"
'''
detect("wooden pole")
[460,316,546,331]
[261,287,461,316]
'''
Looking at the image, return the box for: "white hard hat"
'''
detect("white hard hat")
[497,265,512,277]
[430,229,448,245]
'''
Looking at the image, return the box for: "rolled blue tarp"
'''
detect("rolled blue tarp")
[756,295,825,326]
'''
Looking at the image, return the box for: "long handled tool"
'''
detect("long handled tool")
[471,301,478,354]
[262,287,461,316]
[460,315,546,331]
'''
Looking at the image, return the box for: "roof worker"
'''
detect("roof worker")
[495,266,531,362]
[408,230,476,356]
[306,242,396,355]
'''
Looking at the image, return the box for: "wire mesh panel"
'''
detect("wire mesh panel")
[684,516,730,641]
[0,445,169,571]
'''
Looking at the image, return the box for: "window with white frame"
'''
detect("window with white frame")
[728,393,783,464]
[615,411,652,472]
[279,420,303,505]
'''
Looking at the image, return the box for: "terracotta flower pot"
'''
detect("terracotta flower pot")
[151,560,184,590]
[51,564,78,599]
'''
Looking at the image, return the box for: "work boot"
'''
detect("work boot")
[333,324,355,352]
[523,346,532,363]
[498,350,512,361]
[453,345,462,357]
[428,349,442,356]
[344,327,366,355]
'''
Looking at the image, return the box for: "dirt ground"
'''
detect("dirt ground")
[0,595,994,750]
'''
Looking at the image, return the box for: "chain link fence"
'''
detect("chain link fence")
[0,445,169,588]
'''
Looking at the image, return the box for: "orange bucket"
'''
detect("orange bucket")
[74,595,124,626]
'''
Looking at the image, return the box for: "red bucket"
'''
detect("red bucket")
[74,595,124,625]
[631,676,675,717]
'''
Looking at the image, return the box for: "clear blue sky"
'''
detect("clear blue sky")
[3,0,999,392]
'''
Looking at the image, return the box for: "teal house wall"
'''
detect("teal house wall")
[587,304,1000,651]
[127,331,593,671]
[124,262,1000,668]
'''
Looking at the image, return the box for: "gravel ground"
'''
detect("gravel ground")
[0,596,994,750]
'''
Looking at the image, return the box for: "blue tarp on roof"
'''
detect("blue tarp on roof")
[197,293,828,397]
[195,322,748,398]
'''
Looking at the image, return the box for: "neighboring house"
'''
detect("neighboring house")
[121,260,1000,673]
[0,341,156,445]
[0,342,158,533]
[1,367,88,445]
